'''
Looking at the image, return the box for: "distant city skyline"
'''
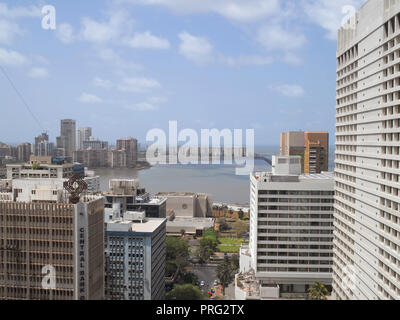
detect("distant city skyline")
[0,0,366,145]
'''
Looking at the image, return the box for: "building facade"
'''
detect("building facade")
[280,131,329,174]
[17,143,32,163]
[59,119,76,157]
[0,179,104,300]
[105,209,166,300]
[333,0,400,300]
[117,138,138,168]
[77,127,92,151]
[237,156,334,299]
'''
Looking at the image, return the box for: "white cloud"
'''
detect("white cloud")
[93,77,113,89]
[0,3,41,19]
[178,31,273,67]
[178,32,214,65]
[118,77,161,93]
[117,0,280,23]
[0,48,28,66]
[268,84,305,97]
[125,102,159,111]
[28,67,49,79]
[125,31,170,49]
[78,92,104,104]
[302,0,365,40]
[0,19,22,45]
[219,54,273,67]
[97,47,142,71]
[80,11,133,44]
[56,23,75,44]
[257,24,306,52]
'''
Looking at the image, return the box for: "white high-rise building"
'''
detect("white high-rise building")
[334,0,400,300]
[78,127,92,150]
[236,156,334,300]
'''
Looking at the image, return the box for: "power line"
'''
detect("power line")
[0,64,45,132]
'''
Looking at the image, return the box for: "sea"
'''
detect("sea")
[95,146,336,205]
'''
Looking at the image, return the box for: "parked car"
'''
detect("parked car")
[200,281,205,287]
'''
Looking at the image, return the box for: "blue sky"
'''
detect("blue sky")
[0,0,365,146]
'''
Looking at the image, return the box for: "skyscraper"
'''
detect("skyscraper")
[0,178,104,300]
[34,133,51,157]
[77,127,92,150]
[17,143,32,162]
[59,119,76,157]
[235,156,334,299]
[117,138,138,167]
[333,0,400,300]
[280,131,329,174]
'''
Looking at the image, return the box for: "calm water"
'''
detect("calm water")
[95,146,336,205]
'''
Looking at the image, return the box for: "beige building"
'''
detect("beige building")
[280,131,329,174]
[73,149,108,168]
[117,138,138,168]
[17,143,32,163]
[0,179,104,300]
[333,0,400,300]
[155,192,213,218]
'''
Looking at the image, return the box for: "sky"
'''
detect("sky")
[0,0,366,146]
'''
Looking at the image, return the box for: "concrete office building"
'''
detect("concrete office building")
[236,156,334,299]
[333,0,400,300]
[59,120,76,157]
[104,180,166,218]
[6,157,99,194]
[155,192,213,218]
[34,133,51,157]
[107,149,127,168]
[17,143,32,163]
[280,131,329,174]
[77,127,92,151]
[117,138,138,168]
[0,179,104,300]
[105,208,166,300]
[73,149,108,168]
[82,138,108,151]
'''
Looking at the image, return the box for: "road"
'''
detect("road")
[191,265,218,297]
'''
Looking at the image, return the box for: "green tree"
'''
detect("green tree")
[166,284,205,300]
[198,236,217,263]
[216,256,236,295]
[234,220,248,238]
[219,219,230,232]
[182,272,199,285]
[166,237,190,277]
[308,282,329,300]
[231,254,239,272]
[238,209,244,220]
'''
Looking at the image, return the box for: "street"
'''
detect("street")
[191,264,218,297]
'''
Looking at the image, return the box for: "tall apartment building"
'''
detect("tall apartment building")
[108,149,127,168]
[117,138,138,168]
[58,120,76,157]
[280,131,329,174]
[236,156,334,299]
[82,138,108,150]
[17,143,32,163]
[333,0,400,300]
[77,127,92,151]
[34,133,51,157]
[0,178,104,300]
[105,208,166,300]
[73,149,108,168]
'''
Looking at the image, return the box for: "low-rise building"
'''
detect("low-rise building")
[236,155,334,300]
[105,207,166,300]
